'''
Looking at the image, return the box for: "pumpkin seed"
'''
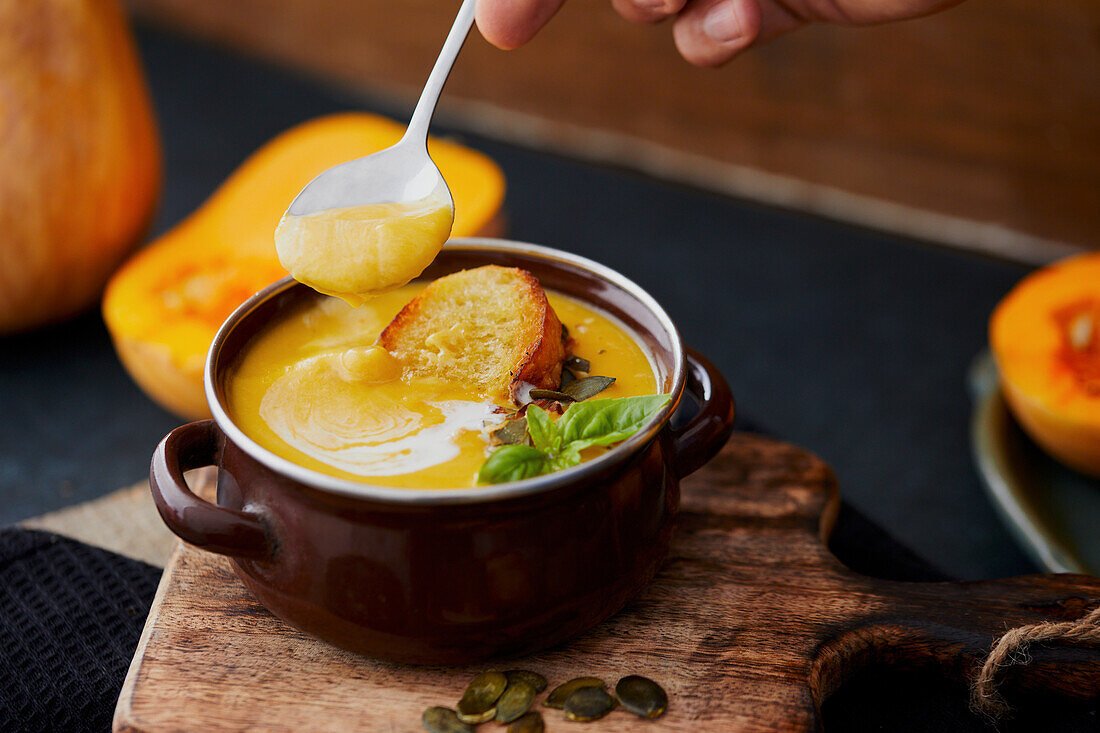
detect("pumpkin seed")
[563,686,617,722]
[560,368,577,387]
[456,707,496,724]
[505,669,548,693]
[492,417,528,445]
[507,711,545,733]
[495,679,537,723]
[457,671,507,722]
[615,675,668,719]
[423,706,474,733]
[529,388,575,402]
[544,677,606,708]
[565,355,591,373]
[561,375,615,401]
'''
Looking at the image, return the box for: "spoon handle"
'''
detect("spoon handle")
[402,0,477,146]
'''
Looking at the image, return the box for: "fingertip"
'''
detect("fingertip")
[475,0,565,50]
[673,0,761,67]
[610,0,689,25]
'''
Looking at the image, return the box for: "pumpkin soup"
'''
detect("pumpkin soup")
[226,284,658,488]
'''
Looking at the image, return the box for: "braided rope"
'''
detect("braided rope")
[970,604,1100,720]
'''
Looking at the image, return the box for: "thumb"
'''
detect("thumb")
[476,0,568,49]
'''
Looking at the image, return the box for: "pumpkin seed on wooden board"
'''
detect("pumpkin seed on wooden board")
[507,711,545,733]
[561,375,615,401]
[615,675,668,719]
[456,671,507,722]
[544,677,606,708]
[505,669,548,693]
[456,707,496,725]
[563,686,618,722]
[495,679,537,723]
[422,706,474,733]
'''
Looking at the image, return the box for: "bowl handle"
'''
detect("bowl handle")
[150,420,272,559]
[672,349,735,478]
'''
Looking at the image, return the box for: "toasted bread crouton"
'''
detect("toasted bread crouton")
[379,266,567,403]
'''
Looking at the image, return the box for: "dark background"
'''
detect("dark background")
[0,25,1036,580]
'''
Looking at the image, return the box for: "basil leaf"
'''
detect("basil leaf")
[552,444,585,471]
[477,445,553,484]
[557,395,671,449]
[525,405,560,452]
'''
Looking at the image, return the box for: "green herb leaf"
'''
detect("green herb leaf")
[557,395,672,450]
[552,444,585,471]
[525,405,560,453]
[478,394,672,485]
[478,445,554,484]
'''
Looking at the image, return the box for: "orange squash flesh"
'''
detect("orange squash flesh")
[103,113,506,419]
[990,251,1100,478]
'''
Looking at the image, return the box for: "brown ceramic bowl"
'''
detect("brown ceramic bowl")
[150,239,734,664]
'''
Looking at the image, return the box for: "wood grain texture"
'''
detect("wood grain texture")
[114,434,1100,731]
[126,0,1100,260]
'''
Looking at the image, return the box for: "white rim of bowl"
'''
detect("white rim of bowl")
[204,238,686,505]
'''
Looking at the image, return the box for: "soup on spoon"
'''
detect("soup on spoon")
[274,185,453,305]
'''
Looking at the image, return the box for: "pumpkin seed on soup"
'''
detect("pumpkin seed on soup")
[456,671,506,723]
[565,355,591,373]
[616,675,668,719]
[422,706,473,733]
[563,686,617,722]
[495,679,538,723]
[505,669,548,693]
[561,375,615,401]
[507,711,545,733]
[491,417,528,445]
[528,388,574,403]
[544,676,606,708]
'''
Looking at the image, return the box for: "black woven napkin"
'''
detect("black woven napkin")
[0,514,1095,732]
[0,529,159,733]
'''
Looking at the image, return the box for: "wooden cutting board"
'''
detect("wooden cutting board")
[114,433,1100,732]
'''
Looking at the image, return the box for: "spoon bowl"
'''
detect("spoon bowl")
[281,0,474,222]
[274,0,476,304]
[285,138,452,218]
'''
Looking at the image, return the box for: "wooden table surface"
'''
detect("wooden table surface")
[113,435,1100,732]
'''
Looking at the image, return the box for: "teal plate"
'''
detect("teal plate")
[969,352,1100,575]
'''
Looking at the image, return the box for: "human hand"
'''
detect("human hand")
[475,0,965,67]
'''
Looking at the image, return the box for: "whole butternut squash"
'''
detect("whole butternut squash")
[991,251,1100,478]
[0,0,160,332]
[103,113,505,419]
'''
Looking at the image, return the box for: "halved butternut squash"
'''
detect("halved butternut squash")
[0,0,159,333]
[990,251,1100,478]
[103,113,505,418]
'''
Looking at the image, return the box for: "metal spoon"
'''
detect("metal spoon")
[282,0,475,219]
